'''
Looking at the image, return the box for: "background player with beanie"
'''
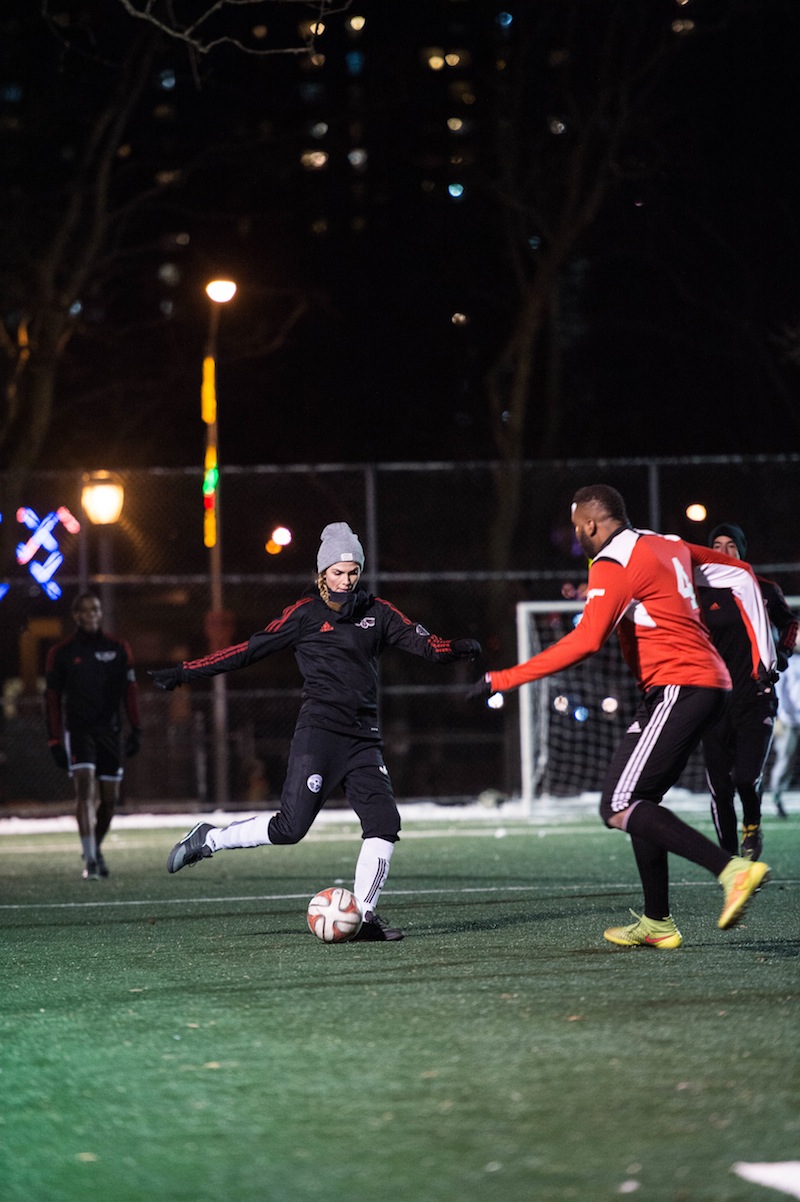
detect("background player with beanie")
[699,522,797,860]
[153,522,481,941]
[45,591,142,879]
[468,485,773,950]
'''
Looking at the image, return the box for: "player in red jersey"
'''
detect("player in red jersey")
[152,522,481,942]
[468,484,772,949]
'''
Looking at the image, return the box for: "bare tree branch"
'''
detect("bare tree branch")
[111,0,353,57]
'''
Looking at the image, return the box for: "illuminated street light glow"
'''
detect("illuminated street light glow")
[205,279,237,304]
[81,471,125,525]
[685,503,707,522]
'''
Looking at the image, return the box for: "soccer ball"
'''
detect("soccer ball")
[306,886,363,943]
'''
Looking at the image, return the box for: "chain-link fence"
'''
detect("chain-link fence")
[2,456,799,811]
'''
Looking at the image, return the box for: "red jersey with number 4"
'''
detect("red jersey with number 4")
[491,528,775,695]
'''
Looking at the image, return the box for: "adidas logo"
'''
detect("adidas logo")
[320,621,333,632]
[710,602,721,611]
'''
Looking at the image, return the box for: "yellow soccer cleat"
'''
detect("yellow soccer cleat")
[604,910,683,950]
[717,857,770,930]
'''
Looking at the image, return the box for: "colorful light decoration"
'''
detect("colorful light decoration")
[4,505,82,600]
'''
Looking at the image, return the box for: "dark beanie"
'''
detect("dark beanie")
[709,523,747,558]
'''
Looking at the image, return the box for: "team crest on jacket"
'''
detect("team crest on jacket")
[416,624,430,636]
[95,651,118,662]
[306,774,323,793]
[356,616,375,629]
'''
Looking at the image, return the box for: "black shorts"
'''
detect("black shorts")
[267,725,400,845]
[599,685,729,826]
[65,726,123,780]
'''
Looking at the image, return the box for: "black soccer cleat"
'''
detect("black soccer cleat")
[82,859,100,881]
[167,822,214,873]
[96,851,110,878]
[350,910,404,942]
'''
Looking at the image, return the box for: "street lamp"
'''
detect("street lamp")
[202,278,237,808]
[81,470,125,631]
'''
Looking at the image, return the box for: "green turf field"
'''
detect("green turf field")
[1,810,798,1202]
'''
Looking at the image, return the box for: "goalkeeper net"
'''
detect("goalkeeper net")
[516,600,705,805]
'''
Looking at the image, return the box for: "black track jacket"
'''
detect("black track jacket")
[179,586,472,740]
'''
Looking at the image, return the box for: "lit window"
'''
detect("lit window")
[159,69,176,90]
[447,117,464,132]
[424,48,445,69]
[445,53,461,67]
[496,12,513,28]
[309,53,326,67]
[310,21,325,35]
[158,262,181,286]
[349,16,366,31]
[69,301,82,317]
[451,312,469,326]
[348,148,368,169]
[309,121,329,138]
[548,117,567,134]
[448,183,465,199]
[301,150,329,170]
[671,18,695,32]
[450,81,476,105]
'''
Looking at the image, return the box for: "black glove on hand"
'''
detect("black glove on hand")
[451,638,482,662]
[148,666,185,691]
[50,743,69,770]
[125,727,142,757]
[466,674,493,704]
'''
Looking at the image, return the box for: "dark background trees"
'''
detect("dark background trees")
[2,0,799,479]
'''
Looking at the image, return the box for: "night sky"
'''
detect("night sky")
[3,0,800,473]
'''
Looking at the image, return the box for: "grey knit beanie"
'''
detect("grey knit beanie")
[316,523,365,573]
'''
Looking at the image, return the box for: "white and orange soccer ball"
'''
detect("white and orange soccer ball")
[306,886,363,943]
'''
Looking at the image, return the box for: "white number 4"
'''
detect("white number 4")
[673,557,698,607]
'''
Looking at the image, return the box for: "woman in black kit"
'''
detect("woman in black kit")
[152,522,481,941]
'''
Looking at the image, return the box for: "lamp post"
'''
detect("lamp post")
[202,278,237,808]
[81,470,124,631]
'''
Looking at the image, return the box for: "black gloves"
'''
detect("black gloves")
[49,743,69,770]
[466,674,493,704]
[148,666,185,691]
[125,727,142,757]
[451,638,482,662]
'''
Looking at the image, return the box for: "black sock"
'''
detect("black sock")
[625,802,730,877]
[630,835,670,919]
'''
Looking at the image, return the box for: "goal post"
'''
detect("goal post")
[516,600,643,808]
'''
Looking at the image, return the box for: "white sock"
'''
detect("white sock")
[207,815,273,851]
[81,835,97,862]
[354,838,395,915]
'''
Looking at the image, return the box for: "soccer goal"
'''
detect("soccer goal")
[516,593,800,810]
[516,600,642,807]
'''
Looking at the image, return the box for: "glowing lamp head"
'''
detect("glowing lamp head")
[81,471,124,525]
[205,279,237,304]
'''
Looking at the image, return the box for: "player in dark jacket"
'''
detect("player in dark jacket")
[699,523,798,861]
[152,522,481,941]
[45,591,141,879]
